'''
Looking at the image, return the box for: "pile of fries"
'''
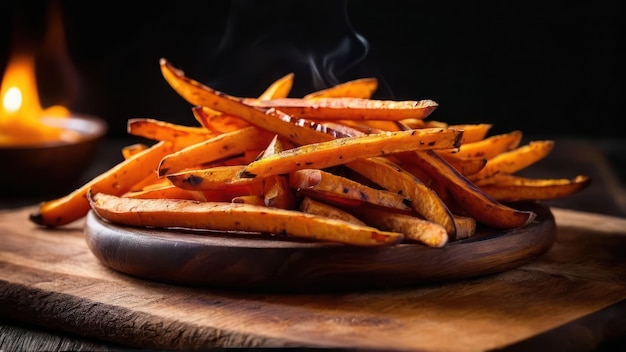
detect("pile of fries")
[29,58,590,247]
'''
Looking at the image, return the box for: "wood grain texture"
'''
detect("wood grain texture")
[1,205,625,351]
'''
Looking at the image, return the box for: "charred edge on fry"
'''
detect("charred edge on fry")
[454,130,464,148]
[239,170,256,178]
[158,167,170,177]
[183,175,204,186]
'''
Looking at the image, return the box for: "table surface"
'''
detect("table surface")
[1,136,626,351]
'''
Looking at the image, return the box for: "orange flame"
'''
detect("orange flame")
[0,51,73,146]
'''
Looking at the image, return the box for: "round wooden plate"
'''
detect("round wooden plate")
[84,202,556,292]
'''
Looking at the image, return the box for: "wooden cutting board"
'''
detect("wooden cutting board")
[1,205,625,351]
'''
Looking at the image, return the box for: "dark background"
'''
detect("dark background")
[0,0,622,139]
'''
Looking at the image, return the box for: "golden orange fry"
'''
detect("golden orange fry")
[30,141,175,227]
[240,127,464,179]
[244,97,438,121]
[157,126,274,176]
[468,140,555,183]
[299,196,366,226]
[89,192,404,247]
[352,206,449,248]
[413,150,536,229]
[258,72,295,100]
[127,118,214,149]
[477,174,591,202]
[290,168,412,212]
[303,77,378,99]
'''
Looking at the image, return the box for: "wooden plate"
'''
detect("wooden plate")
[84,202,555,292]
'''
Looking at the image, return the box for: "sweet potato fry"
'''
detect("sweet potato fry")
[476,174,591,202]
[453,215,477,240]
[160,59,332,146]
[468,140,555,183]
[289,169,412,212]
[127,118,214,147]
[399,119,448,130]
[30,141,175,227]
[335,119,403,134]
[244,97,439,121]
[167,165,267,196]
[239,127,464,179]
[299,196,366,226]
[157,126,274,176]
[121,143,149,159]
[303,77,379,99]
[191,106,250,134]
[192,73,292,133]
[263,175,297,209]
[350,206,449,247]
[128,172,167,192]
[258,134,287,158]
[448,123,493,144]
[442,130,523,159]
[258,72,294,100]
[345,156,457,238]
[412,150,536,229]
[89,192,404,246]
[123,184,207,201]
[435,154,487,176]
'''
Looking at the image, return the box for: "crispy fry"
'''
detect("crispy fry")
[244,97,439,121]
[239,127,464,179]
[468,140,555,183]
[303,77,378,99]
[127,118,213,147]
[264,175,297,209]
[167,165,267,196]
[191,106,250,134]
[160,59,332,146]
[400,119,449,130]
[476,174,591,202]
[336,119,403,134]
[448,123,493,144]
[121,143,149,159]
[191,72,292,133]
[442,130,523,159]
[258,134,287,158]
[289,169,412,212]
[89,192,404,246]
[258,72,294,100]
[350,206,448,247]
[128,174,168,192]
[123,184,207,201]
[299,196,366,226]
[435,154,487,176]
[413,150,536,229]
[453,215,477,240]
[30,141,175,227]
[346,156,457,238]
[157,126,274,176]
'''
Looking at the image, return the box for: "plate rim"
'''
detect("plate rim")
[83,202,556,292]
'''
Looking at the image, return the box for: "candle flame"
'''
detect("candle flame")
[0,52,72,146]
[3,87,22,113]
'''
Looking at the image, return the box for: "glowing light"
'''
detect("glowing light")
[0,53,74,146]
[2,87,22,113]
